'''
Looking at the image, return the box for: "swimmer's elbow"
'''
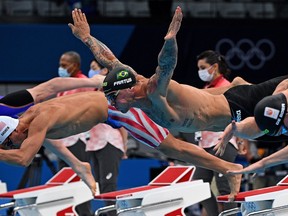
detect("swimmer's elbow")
[15,152,33,167]
[46,77,62,95]
[102,111,108,123]
[15,158,32,167]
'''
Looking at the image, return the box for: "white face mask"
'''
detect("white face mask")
[58,67,70,77]
[198,66,214,82]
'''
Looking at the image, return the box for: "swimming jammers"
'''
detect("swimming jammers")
[0,90,34,117]
[224,75,288,122]
[107,105,169,148]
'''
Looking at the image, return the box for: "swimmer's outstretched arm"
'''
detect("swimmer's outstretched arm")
[229,145,288,175]
[151,6,182,96]
[214,118,264,156]
[68,8,137,76]
[0,76,104,117]
[0,117,47,166]
[28,76,104,103]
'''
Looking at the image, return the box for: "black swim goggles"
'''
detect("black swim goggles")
[1,137,16,150]
[106,90,120,105]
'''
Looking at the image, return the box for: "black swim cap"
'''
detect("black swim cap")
[254,93,287,136]
[102,68,136,94]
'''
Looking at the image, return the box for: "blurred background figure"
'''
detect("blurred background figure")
[86,124,127,216]
[88,58,108,78]
[248,140,288,190]
[56,50,95,216]
[87,59,128,216]
[191,50,239,216]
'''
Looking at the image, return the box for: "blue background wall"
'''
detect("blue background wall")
[1,20,288,86]
[0,24,134,82]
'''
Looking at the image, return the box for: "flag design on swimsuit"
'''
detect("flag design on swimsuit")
[107,105,169,148]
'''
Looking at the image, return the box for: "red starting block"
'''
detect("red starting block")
[218,175,288,216]
[95,166,211,216]
[0,167,92,216]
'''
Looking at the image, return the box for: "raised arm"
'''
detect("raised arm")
[68,8,135,75]
[150,6,182,96]
[28,75,104,103]
[214,117,265,156]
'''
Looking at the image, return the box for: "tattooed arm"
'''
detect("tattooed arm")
[68,8,136,75]
[150,7,183,96]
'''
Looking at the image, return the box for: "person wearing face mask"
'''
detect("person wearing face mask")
[87,59,127,216]
[192,50,243,216]
[88,58,108,78]
[56,51,95,216]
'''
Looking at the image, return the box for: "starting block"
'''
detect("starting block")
[0,167,93,216]
[218,174,288,216]
[94,166,211,216]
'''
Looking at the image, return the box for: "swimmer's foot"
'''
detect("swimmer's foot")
[74,162,96,196]
[224,163,243,201]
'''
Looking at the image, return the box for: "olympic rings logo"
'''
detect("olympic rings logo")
[215,38,275,70]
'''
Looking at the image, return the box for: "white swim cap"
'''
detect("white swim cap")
[0,116,19,145]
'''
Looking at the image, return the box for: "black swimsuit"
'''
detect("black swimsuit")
[0,89,34,117]
[224,75,288,122]
[224,75,288,141]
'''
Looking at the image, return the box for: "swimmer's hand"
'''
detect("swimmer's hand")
[164,6,183,41]
[68,8,91,42]
[214,121,236,156]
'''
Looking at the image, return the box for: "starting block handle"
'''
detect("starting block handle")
[0,202,15,210]
[13,203,37,215]
[95,205,116,216]
[13,196,73,215]
[218,207,240,216]
[117,197,183,215]
[246,204,288,216]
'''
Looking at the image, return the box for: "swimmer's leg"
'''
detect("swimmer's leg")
[44,139,96,195]
[157,134,242,201]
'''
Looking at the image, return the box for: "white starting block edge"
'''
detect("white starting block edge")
[0,168,93,216]
[218,175,288,216]
[0,181,7,193]
[13,181,93,216]
[95,166,197,201]
[95,166,212,216]
[217,174,288,203]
